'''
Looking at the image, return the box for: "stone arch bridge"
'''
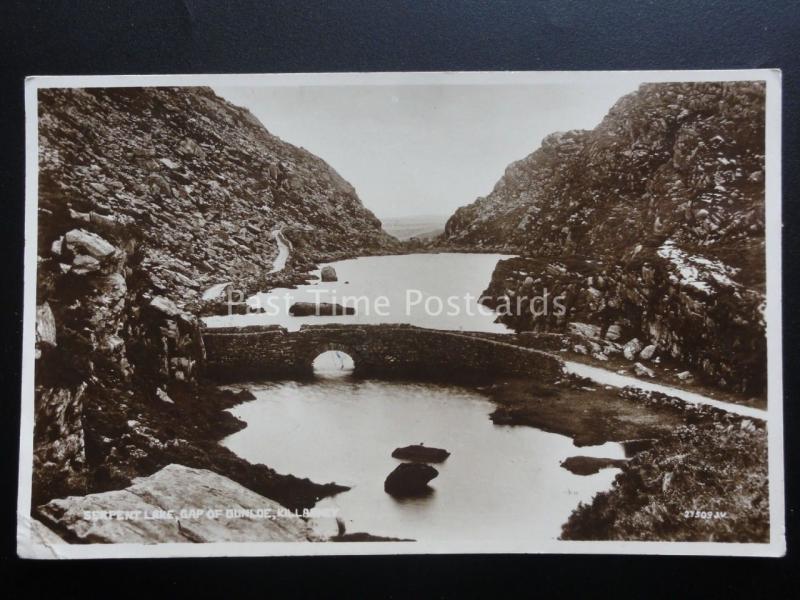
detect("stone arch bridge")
[201,324,564,382]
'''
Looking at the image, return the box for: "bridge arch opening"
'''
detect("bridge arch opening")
[312,349,355,378]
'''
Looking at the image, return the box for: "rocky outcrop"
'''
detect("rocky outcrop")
[37,465,317,543]
[33,384,89,501]
[384,463,439,497]
[320,266,338,282]
[38,87,396,311]
[443,82,766,394]
[32,86,393,506]
[35,303,57,358]
[391,445,450,463]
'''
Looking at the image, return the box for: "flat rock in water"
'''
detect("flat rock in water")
[391,445,450,463]
[384,463,439,497]
[36,464,316,543]
[289,302,355,316]
[622,438,657,456]
[560,456,627,476]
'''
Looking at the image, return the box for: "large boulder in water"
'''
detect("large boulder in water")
[289,302,355,316]
[320,266,338,282]
[384,463,438,497]
[391,445,450,463]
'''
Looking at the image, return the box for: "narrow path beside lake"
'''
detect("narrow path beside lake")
[563,361,768,421]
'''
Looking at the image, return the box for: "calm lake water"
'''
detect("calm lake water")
[222,375,624,542]
[203,253,515,332]
[216,253,626,542]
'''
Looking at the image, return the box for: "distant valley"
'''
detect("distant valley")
[380,214,447,241]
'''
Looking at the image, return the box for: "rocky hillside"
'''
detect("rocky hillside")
[38,87,395,306]
[443,82,766,394]
[33,86,392,507]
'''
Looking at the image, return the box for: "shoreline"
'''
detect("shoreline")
[35,344,770,545]
[213,356,769,544]
[195,242,770,544]
[481,373,769,542]
[32,376,351,537]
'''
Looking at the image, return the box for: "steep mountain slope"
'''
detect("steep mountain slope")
[443,82,766,394]
[32,87,393,505]
[38,87,395,306]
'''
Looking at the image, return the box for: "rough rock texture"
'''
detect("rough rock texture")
[38,87,396,309]
[28,519,66,547]
[443,82,766,395]
[32,86,390,506]
[320,266,338,282]
[384,463,439,497]
[35,302,57,358]
[33,383,89,501]
[37,465,317,543]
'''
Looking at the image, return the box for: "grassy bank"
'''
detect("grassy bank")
[482,373,769,542]
[560,389,769,542]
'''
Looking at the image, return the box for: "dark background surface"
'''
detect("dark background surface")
[1,1,797,597]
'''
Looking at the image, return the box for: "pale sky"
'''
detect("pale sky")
[214,81,641,220]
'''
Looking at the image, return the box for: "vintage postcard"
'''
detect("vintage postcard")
[18,70,784,558]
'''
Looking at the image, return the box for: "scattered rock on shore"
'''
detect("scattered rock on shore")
[235,388,257,401]
[633,362,656,378]
[639,344,657,360]
[623,338,643,361]
[391,444,450,463]
[384,463,439,497]
[320,266,338,282]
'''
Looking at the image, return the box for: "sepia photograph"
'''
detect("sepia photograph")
[17,70,784,558]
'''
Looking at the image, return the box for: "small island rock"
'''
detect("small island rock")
[320,266,338,282]
[384,463,439,497]
[289,302,355,316]
[391,444,450,463]
[560,456,627,476]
